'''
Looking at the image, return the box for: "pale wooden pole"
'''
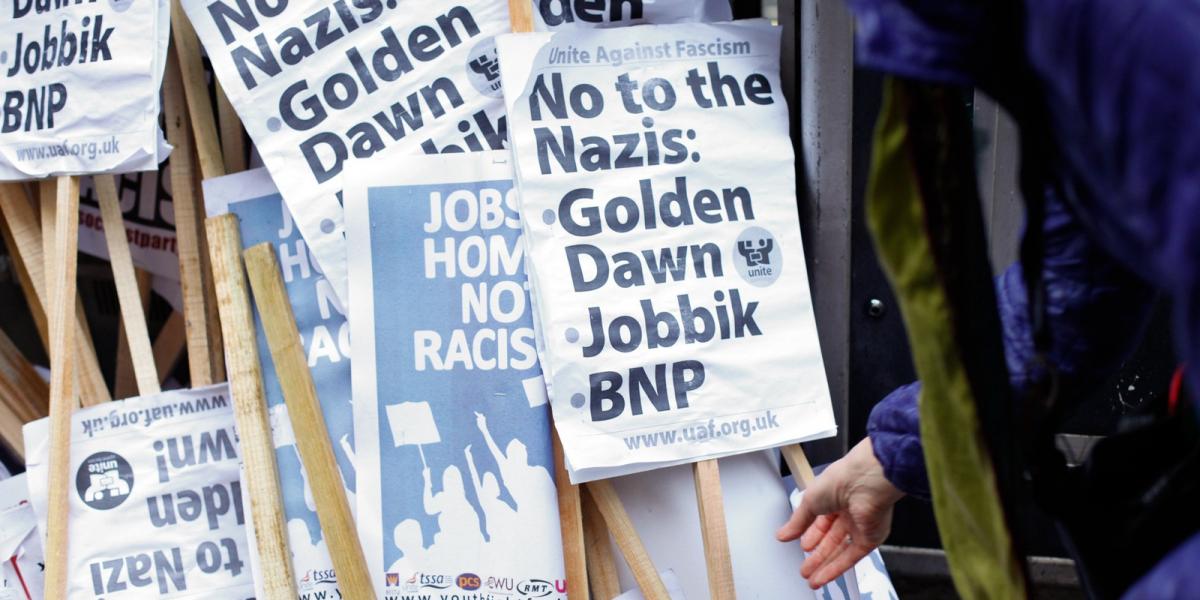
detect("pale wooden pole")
[163,52,217,386]
[215,84,247,174]
[113,269,153,399]
[782,444,817,488]
[553,428,589,599]
[693,459,735,599]
[206,214,297,599]
[244,242,375,599]
[584,480,670,600]
[96,176,161,396]
[582,488,622,600]
[43,175,81,600]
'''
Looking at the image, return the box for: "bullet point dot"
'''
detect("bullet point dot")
[691,152,701,163]
[0,52,7,64]
[542,209,556,225]
[565,327,579,343]
[320,219,336,234]
[267,117,281,132]
[686,129,697,140]
[642,117,654,128]
[570,393,586,409]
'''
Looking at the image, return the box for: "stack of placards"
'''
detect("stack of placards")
[1,474,44,600]
[0,0,171,178]
[498,20,836,482]
[23,384,257,599]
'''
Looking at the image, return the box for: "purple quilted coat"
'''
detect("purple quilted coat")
[846,0,1200,595]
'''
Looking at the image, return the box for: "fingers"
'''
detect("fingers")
[800,514,834,551]
[776,500,817,542]
[808,544,872,589]
[800,518,848,580]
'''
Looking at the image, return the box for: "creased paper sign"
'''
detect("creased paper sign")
[203,166,355,599]
[181,0,514,303]
[498,21,836,482]
[0,475,44,600]
[23,384,255,599]
[0,0,170,179]
[531,0,731,30]
[346,152,566,599]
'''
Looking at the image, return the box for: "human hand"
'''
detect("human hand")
[776,437,904,589]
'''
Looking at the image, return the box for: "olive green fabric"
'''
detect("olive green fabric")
[865,78,1028,598]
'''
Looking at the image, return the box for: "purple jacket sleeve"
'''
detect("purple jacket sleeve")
[866,190,1154,499]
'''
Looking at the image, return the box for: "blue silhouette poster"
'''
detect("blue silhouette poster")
[204,169,355,599]
[346,152,566,599]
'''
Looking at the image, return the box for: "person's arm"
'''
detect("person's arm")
[780,188,1154,587]
[422,465,439,515]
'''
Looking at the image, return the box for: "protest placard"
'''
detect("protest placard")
[0,474,45,600]
[78,169,179,281]
[498,21,836,482]
[531,0,730,30]
[23,383,256,599]
[204,167,355,599]
[0,0,170,179]
[181,0,514,302]
[345,152,566,599]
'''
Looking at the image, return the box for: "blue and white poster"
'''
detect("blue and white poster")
[204,169,355,599]
[346,152,566,599]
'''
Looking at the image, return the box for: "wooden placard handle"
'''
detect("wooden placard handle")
[96,176,161,397]
[552,426,588,599]
[781,443,816,488]
[164,52,218,387]
[584,480,670,600]
[243,242,375,600]
[43,175,80,600]
[581,487,622,600]
[693,459,736,599]
[205,214,297,599]
[508,0,535,32]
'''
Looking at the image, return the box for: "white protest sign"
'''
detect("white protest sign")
[498,21,836,482]
[23,384,256,599]
[346,152,566,599]
[532,0,730,30]
[203,167,355,600]
[181,1,514,303]
[0,0,170,179]
[78,169,179,281]
[0,475,44,600]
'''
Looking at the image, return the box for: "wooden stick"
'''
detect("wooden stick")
[584,481,669,600]
[205,214,296,599]
[508,0,535,31]
[215,83,247,174]
[169,0,224,181]
[114,269,152,399]
[0,386,27,462]
[164,53,216,387]
[243,243,375,599]
[693,460,735,599]
[0,326,48,423]
[153,310,187,382]
[96,177,161,396]
[0,186,48,349]
[6,181,109,405]
[44,175,80,600]
[781,444,816,488]
[243,244,374,600]
[553,427,588,599]
[582,488,622,600]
